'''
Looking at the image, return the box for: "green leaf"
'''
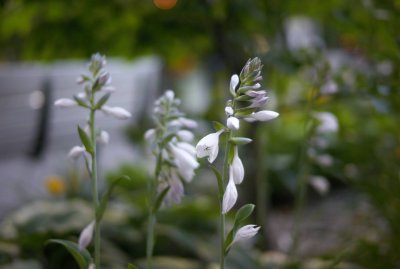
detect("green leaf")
[127,263,139,269]
[73,95,90,108]
[235,94,252,101]
[235,204,255,223]
[229,137,252,145]
[224,228,235,255]
[160,133,176,147]
[47,239,92,269]
[77,126,93,154]
[96,175,131,221]
[212,121,226,132]
[153,186,170,213]
[209,164,224,198]
[94,93,111,109]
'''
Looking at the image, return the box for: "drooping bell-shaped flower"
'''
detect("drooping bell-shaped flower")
[196,130,224,163]
[144,128,156,142]
[230,146,244,184]
[222,178,238,214]
[68,146,86,159]
[176,141,197,156]
[177,130,194,142]
[101,105,131,120]
[159,171,184,206]
[232,225,260,244]
[227,117,240,131]
[169,143,199,182]
[78,221,95,250]
[54,98,77,108]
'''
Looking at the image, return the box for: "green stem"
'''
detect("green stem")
[290,87,316,257]
[146,146,163,269]
[89,107,101,269]
[219,132,232,269]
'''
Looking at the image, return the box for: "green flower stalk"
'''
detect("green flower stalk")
[196,58,279,269]
[54,53,131,269]
[144,90,199,269]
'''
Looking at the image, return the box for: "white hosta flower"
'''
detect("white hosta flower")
[169,143,199,182]
[68,146,86,159]
[225,106,234,116]
[230,74,239,96]
[227,117,240,131]
[222,178,238,214]
[144,128,156,142]
[309,175,330,195]
[196,130,224,163]
[88,263,95,269]
[165,90,175,101]
[102,105,131,120]
[176,142,196,156]
[54,98,77,108]
[97,130,110,145]
[230,146,244,184]
[177,117,198,129]
[233,225,260,244]
[160,171,184,206]
[78,221,95,250]
[314,112,338,133]
[177,130,194,142]
[251,110,279,121]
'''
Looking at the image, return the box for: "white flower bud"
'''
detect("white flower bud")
[165,90,175,101]
[101,105,131,120]
[225,106,234,116]
[196,130,224,163]
[179,117,198,129]
[102,86,116,93]
[233,225,260,244]
[177,130,194,142]
[314,112,338,133]
[309,175,330,195]
[144,128,156,142]
[78,221,95,250]
[230,146,244,184]
[230,74,239,96]
[227,117,240,131]
[68,146,86,159]
[54,98,77,108]
[222,178,238,214]
[251,110,279,121]
[97,130,110,145]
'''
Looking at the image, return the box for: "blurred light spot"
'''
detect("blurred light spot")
[154,0,177,10]
[45,176,65,196]
[29,90,45,110]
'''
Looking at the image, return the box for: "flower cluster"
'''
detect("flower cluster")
[55,53,131,160]
[145,90,198,206]
[196,57,279,247]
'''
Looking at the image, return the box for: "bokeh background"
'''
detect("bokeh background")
[0,0,399,268]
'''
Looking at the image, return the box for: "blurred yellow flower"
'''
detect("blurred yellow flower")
[45,176,65,196]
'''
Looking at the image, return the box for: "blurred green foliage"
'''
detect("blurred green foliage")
[1,0,400,268]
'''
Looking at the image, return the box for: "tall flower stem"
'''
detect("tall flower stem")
[290,87,317,257]
[146,148,162,269]
[89,98,101,268]
[219,130,233,269]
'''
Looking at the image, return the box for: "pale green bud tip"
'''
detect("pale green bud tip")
[78,221,95,250]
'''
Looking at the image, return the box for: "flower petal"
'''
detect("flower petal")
[222,178,238,214]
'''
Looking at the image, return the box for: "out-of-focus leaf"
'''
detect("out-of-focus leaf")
[47,239,92,269]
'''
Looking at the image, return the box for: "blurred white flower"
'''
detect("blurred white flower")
[222,178,238,214]
[54,98,77,108]
[144,128,156,142]
[78,221,95,250]
[230,146,244,184]
[177,130,194,142]
[101,106,131,120]
[97,130,110,145]
[176,142,197,156]
[159,171,184,206]
[196,130,224,163]
[227,117,240,131]
[88,263,95,269]
[314,112,338,133]
[285,16,324,53]
[170,117,198,129]
[321,80,338,95]
[169,143,199,182]
[233,225,260,244]
[309,175,330,195]
[225,106,234,116]
[316,154,334,167]
[68,146,86,159]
